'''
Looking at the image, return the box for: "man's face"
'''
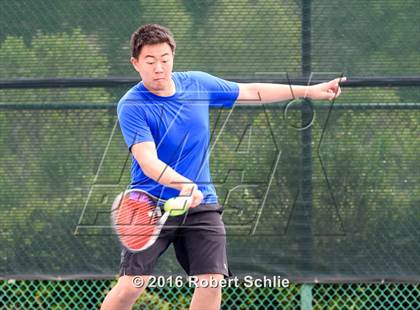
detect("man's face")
[131,42,174,92]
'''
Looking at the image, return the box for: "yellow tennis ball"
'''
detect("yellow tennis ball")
[164,197,191,216]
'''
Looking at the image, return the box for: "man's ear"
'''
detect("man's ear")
[130,56,141,72]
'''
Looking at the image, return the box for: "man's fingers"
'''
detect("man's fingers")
[190,190,203,208]
[329,77,347,87]
[189,196,198,208]
[336,76,347,84]
[329,86,341,100]
[314,77,345,100]
[191,198,201,208]
[180,184,198,196]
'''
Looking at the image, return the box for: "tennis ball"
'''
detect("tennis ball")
[164,197,191,216]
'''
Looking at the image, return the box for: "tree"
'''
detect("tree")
[0,28,115,276]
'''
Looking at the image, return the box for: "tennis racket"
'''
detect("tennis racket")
[111,189,191,252]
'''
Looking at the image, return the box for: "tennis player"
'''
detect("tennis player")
[101,24,345,310]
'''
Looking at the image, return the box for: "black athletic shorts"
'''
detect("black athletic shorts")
[119,209,231,278]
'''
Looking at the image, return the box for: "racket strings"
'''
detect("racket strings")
[113,195,162,250]
[115,197,159,226]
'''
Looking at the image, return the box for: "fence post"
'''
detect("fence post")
[300,0,314,274]
[301,284,313,310]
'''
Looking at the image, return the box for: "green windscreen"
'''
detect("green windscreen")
[0,0,419,281]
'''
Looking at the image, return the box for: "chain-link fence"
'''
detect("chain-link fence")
[1,280,419,309]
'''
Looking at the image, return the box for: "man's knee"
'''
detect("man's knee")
[115,275,150,300]
[193,274,223,295]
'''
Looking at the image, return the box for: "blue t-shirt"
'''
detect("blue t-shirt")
[117,71,239,205]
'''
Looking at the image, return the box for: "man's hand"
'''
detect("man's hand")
[308,77,347,101]
[180,184,203,208]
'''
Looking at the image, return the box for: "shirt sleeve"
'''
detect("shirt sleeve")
[189,71,239,108]
[117,100,154,151]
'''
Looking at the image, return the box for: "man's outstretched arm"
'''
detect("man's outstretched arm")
[236,77,347,104]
